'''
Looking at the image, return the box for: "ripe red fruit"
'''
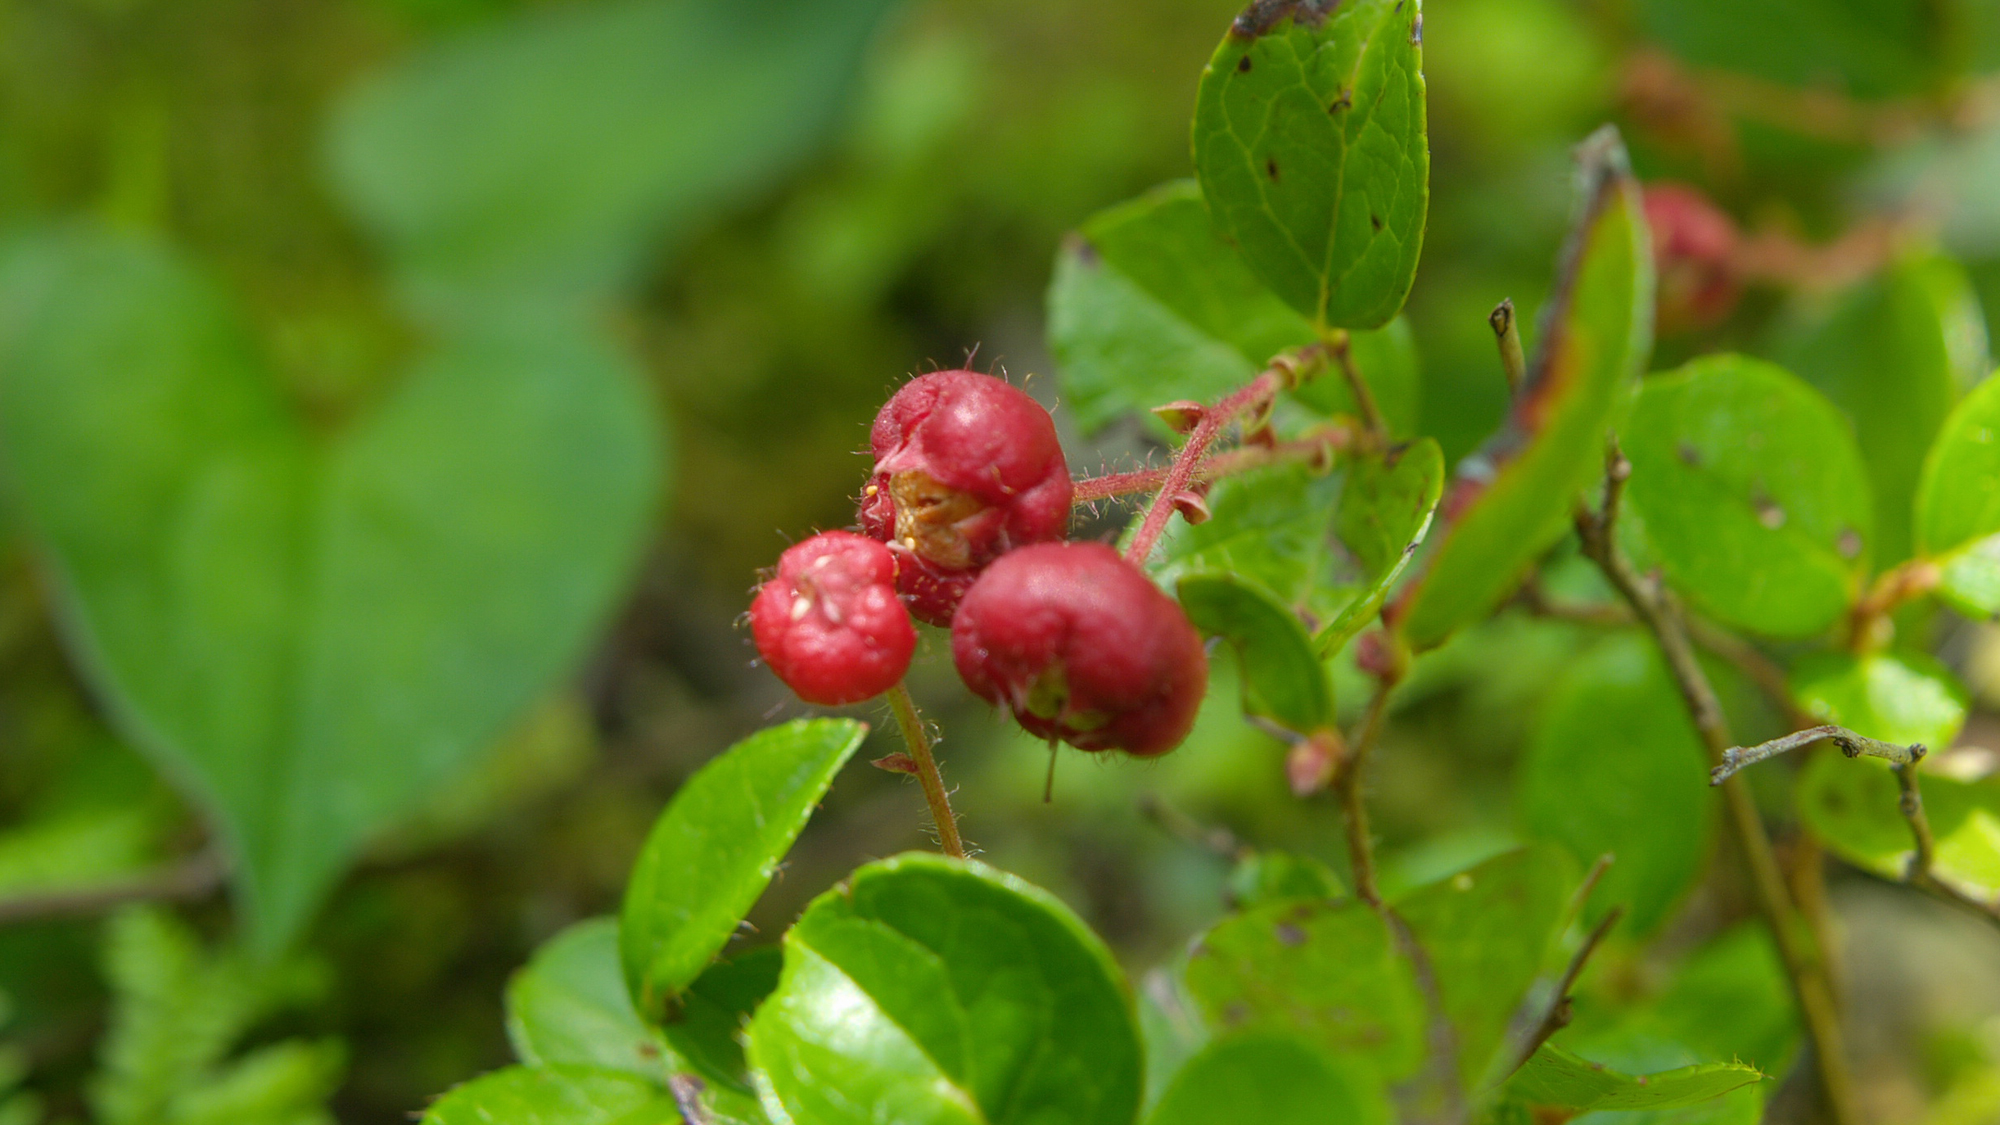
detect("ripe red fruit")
[860,370,1073,625]
[750,531,916,706]
[950,542,1208,757]
[1643,182,1742,334]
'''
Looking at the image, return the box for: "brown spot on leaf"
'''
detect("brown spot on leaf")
[1237,54,1252,73]
[1837,528,1863,559]
[1224,1001,1251,1026]
[1754,494,1786,530]
[1232,0,1337,38]
[1329,89,1353,113]
[1275,923,1307,946]
[1266,157,1280,181]
[1370,213,1383,231]
[1676,441,1700,466]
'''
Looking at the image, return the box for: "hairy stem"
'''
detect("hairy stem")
[1123,370,1286,566]
[1576,444,1858,1125]
[886,682,965,858]
[1070,427,1349,504]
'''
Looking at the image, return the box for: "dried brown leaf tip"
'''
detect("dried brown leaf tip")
[1232,0,1338,39]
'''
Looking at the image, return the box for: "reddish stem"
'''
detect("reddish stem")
[1123,372,1284,566]
[1071,427,1349,505]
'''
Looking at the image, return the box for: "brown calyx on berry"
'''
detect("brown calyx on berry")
[860,370,1073,625]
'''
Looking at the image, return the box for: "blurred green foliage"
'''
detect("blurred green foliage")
[0,0,1994,1121]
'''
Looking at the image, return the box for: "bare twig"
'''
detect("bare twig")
[1894,763,2000,926]
[885,682,965,858]
[1335,678,1396,908]
[668,1075,712,1125]
[0,849,225,927]
[1501,905,1626,1080]
[1711,725,1924,785]
[1575,440,1858,1125]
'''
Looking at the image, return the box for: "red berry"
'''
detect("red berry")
[750,531,916,706]
[860,370,1073,625]
[1643,182,1742,334]
[950,542,1208,757]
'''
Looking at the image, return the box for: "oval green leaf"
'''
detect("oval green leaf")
[0,227,665,952]
[744,853,1142,1125]
[620,718,866,1022]
[1916,368,2000,618]
[1225,849,1345,911]
[1192,0,1429,329]
[1799,753,2000,904]
[1519,635,1714,936]
[1395,844,1576,1086]
[1178,573,1333,735]
[1146,462,1342,613]
[1790,650,1969,750]
[1506,1044,1763,1113]
[1621,354,1873,638]
[507,918,667,1081]
[1776,252,1986,564]
[1182,895,1425,1082]
[1147,1031,1390,1125]
[327,0,898,308]
[420,1065,675,1125]
[1397,128,1654,649]
[1320,437,1444,655]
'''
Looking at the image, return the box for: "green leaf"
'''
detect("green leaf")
[1146,463,1341,612]
[1570,1086,1762,1125]
[744,853,1142,1125]
[1048,180,1316,433]
[1225,849,1345,911]
[1799,754,2000,903]
[1621,354,1873,638]
[1790,650,1969,749]
[1395,845,1576,1086]
[0,227,665,951]
[419,1065,675,1125]
[1776,252,1984,563]
[1506,1044,1762,1112]
[1293,316,1422,437]
[1632,0,1956,101]
[1177,573,1333,735]
[506,919,665,1082]
[660,947,782,1096]
[1182,896,1425,1082]
[1518,635,1714,935]
[619,718,865,1021]
[1915,368,2000,618]
[1146,1031,1390,1125]
[1320,437,1444,655]
[1397,128,1654,649]
[326,0,896,309]
[1191,0,1429,329]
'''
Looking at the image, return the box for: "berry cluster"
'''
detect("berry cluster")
[749,370,1208,760]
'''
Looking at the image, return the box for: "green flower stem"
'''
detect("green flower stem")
[886,682,965,859]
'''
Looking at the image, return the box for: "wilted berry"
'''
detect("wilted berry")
[1643,182,1742,334]
[860,370,1073,625]
[950,542,1207,757]
[750,531,916,706]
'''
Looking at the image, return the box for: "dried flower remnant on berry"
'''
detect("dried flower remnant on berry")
[951,542,1207,757]
[860,370,1073,625]
[750,531,916,706]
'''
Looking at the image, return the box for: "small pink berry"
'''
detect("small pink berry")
[750,531,916,706]
[1643,182,1742,334]
[860,370,1073,625]
[950,542,1208,757]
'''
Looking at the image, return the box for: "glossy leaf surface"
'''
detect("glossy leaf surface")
[1146,1031,1389,1125]
[1148,463,1341,613]
[328,0,897,308]
[1182,895,1424,1081]
[1916,369,2000,617]
[1396,845,1575,1085]
[1320,437,1443,654]
[1507,1044,1762,1112]
[620,719,866,1021]
[1778,253,1986,563]
[1622,355,1872,638]
[745,854,1142,1125]
[1519,635,1713,935]
[1790,651,1968,750]
[1178,573,1333,735]
[1397,128,1653,649]
[0,227,664,951]
[507,918,665,1081]
[420,1065,675,1125]
[1192,0,1428,329]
